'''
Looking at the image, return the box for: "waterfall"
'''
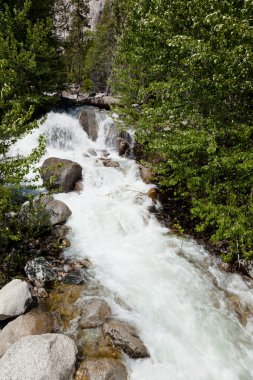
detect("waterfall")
[11,107,253,380]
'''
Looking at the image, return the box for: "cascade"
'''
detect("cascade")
[11,107,253,380]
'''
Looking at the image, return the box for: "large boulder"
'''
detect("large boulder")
[0,279,33,321]
[25,257,56,286]
[76,358,127,380]
[0,309,54,357]
[21,195,72,226]
[79,109,99,141]
[103,320,150,359]
[79,298,112,329]
[0,334,77,380]
[41,157,82,192]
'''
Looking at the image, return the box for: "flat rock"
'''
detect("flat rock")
[103,319,150,359]
[76,358,127,380]
[0,309,54,357]
[25,257,56,285]
[0,333,77,380]
[0,279,32,321]
[79,298,112,329]
[41,157,82,192]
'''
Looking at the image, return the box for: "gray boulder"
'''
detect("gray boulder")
[0,333,77,380]
[103,320,150,359]
[21,195,72,227]
[77,358,127,380]
[79,298,112,329]
[41,157,82,192]
[0,309,54,357]
[79,109,99,141]
[0,279,32,321]
[25,257,56,285]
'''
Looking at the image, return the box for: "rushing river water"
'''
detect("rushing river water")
[10,107,253,379]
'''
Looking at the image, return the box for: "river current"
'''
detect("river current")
[10,107,253,380]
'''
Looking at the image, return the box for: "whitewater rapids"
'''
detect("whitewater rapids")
[10,107,253,380]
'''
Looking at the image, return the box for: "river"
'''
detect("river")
[10,106,253,380]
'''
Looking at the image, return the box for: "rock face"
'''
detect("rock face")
[140,166,153,183]
[79,298,112,329]
[116,138,130,157]
[0,309,54,357]
[0,279,32,321]
[0,334,77,380]
[25,257,56,285]
[76,358,127,380]
[79,109,99,141]
[103,320,150,359]
[41,157,82,192]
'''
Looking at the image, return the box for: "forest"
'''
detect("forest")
[0,0,252,265]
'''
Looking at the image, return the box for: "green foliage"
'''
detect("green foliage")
[84,0,116,92]
[0,0,60,254]
[112,0,253,259]
[56,0,90,85]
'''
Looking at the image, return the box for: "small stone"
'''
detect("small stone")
[140,166,153,183]
[76,358,127,380]
[147,188,158,201]
[79,298,112,329]
[103,320,150,359]
[63,270,85,285]
[25,257,56,286]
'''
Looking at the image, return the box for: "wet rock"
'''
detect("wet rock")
[227,295,252,325]
[116,138,130,157]
[76,326,121,361]
[147,188,158,201]
[0,279,33,321]
[140,166,153,183]
[79,298,112,329]
[103,319,150,359]
[21,195,72,227]
[75,181,84,193]
[52,225,71,238]
[76,358,127,380]
[25,257,56,286]
[0,333,77,380]
[63,270,86,285]
[0,309,54,357]
[87,148,97,156]
[102,159,120,168]
[41,157,82,192]
[220,262,234,273]
[119,130,132,145]
[79,109,99,141]
[42,284,85,329]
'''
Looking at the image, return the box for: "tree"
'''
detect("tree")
[59,0,90,86]
[112,0,253,260]
[0,0,61,250]
[84,0,116,92]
